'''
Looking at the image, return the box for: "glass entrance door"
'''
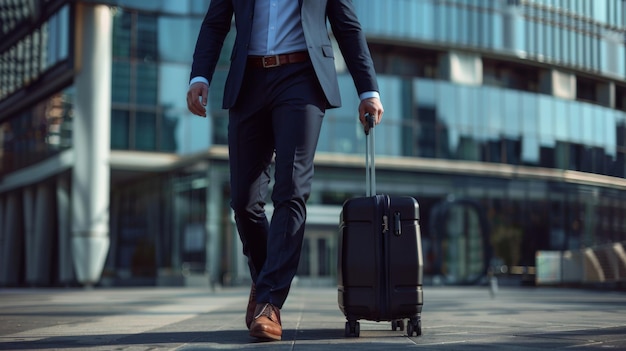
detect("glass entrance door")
[442,204,485,283]
[296,227,337,287]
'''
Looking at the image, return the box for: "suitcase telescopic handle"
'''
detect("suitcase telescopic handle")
[364,113,376,197]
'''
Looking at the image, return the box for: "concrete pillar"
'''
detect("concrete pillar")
[71,3,112,286]
[539,69,576,100]
[57,176,74,284]
[0,194,21,286]
[439,51,482,86]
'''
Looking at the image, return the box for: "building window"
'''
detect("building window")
[0,5,70,102]
[617,85,626,112]
[135,111,157,151]
[111,110,129,149]
[483,59,540,93]
[576,77,597,104]
[111,10,165,152]
[0,88,74,175]
[369,44,440,79]
[0,0,34,37]
[415,106,442,158]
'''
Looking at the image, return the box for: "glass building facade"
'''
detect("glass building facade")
[0,0,625,287]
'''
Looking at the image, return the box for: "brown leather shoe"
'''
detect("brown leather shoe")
[245,283,256,329]
[249,303,282,341]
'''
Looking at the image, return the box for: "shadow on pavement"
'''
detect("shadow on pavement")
[0,328,407,350]
[3,327,626,351]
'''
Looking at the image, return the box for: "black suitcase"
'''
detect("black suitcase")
[338,114,423,337]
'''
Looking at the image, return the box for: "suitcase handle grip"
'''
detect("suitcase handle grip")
[364,112,375,136]
[364,113,376,197]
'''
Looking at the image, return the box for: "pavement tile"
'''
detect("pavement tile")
[0,285,625,350]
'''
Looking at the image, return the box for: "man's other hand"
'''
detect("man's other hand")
[187,82,209,117]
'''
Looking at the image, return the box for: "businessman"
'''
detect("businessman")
[186,0,383,341]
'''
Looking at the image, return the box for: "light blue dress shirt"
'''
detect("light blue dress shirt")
[248,0,307,56]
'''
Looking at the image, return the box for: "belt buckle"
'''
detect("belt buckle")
[262,55,281,68]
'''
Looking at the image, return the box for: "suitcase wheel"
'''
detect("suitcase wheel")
[391,319,405,331]
[406,315,422,337]
[345,320,360,337]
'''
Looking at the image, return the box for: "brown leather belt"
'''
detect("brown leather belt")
[247,51,309,68]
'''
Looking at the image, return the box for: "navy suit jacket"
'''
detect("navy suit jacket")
[190,0,379,109]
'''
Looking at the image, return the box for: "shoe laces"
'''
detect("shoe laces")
[255,303,280,324]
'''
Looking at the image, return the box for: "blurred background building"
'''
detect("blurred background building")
[1,0,625,288]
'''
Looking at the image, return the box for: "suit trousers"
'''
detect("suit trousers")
[228,59,327,308]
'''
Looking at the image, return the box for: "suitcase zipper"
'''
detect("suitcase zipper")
[382,215,389,233]
[378,194,391,320]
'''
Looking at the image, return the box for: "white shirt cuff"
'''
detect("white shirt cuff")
[189,76,209,88]
[359,91,380,100]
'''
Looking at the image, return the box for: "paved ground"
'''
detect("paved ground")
[0,283,625,350]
